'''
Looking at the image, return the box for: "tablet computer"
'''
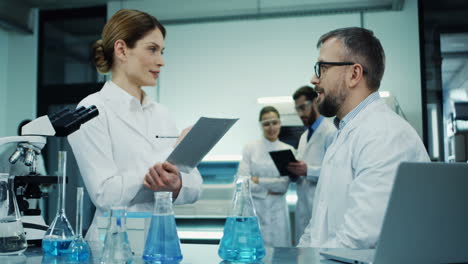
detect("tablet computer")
[269,149,297,177]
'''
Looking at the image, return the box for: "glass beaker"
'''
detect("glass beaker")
[218,175,265,262]
[100,206,133,264]
[0,173,27,255]
[42,151,75,256]
[66,187,90,262]
[142,192,182,264]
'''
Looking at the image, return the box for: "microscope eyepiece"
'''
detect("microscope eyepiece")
[49,108,70,123]
[51,105,99,137]
[74,106,88,116]
[78,106,99,124]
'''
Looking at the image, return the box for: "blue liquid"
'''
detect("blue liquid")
[66,240,91,262]
[218,216,265,262]
[42,238,73,256]
[142,214,183,263]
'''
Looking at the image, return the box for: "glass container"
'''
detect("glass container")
[100,206,133,264]
[66,187,90,262]
[0,173,27,255]
[142,192,182,264]
[42,151,75,256]
[218,175,265,262]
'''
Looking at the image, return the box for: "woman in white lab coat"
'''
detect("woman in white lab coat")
[68,9,202,241]
[237,106,294,247]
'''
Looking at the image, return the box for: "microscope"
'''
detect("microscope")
[0,105,98,243]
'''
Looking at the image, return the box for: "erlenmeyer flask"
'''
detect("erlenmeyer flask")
[142,191,182,264]
[0,173,27,255]
[218,175,265,262]
[100,206,133,264]
[42,151,75,256]
[66,187,90,262]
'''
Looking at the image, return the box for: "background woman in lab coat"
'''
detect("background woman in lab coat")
[237,106,294,247]
[68,9,203,241]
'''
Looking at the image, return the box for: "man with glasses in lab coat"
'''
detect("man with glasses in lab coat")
[287,85,336,245]
[298,27,430,248]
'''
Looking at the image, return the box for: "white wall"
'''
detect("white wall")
[0,10,38,138]
[0,29,7,137]
[364,0,422,136]
[160,15,360,157]
[6,30,38,136]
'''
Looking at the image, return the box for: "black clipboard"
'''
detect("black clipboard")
[269,149,297,176]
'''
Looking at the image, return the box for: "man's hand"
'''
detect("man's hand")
[144,161,182,198]
[287,161,307,176]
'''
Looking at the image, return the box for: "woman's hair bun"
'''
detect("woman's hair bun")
[92,39,111,74]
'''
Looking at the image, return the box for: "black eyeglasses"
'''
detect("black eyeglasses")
[314,61,362,78]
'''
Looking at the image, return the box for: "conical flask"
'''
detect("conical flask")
[0,173,27,255]
[142,191,182,264]
[42,151,75,256]
[100,206,133,264]
[218,175,265,262]
[66,187,90,262]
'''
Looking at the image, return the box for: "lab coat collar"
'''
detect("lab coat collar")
[324,98,385,162]
[100,81,156,109]
[261,137,281,150]
[305,116,325,145]
[140,89,156,109]
[334,91,380,130]
[99,81,155,145]
[306,120,328,146]
[311,115,324,131]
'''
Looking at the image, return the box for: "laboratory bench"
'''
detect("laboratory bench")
[1,243,339,264]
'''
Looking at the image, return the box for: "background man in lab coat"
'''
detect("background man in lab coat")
[287,86,336,245]
[298,27,430,248]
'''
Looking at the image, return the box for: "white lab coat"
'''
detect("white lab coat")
[237,138,294,247]
[68,81,203,241]
[294,118,336,244]
[298,98,430,248]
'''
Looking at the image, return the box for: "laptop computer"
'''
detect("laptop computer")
[320,162,468,264]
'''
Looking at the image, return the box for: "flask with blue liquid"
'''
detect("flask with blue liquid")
[42,151,74,256]
[66,187,90,262]
[218,175,265,262]
[142,191,182,264]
